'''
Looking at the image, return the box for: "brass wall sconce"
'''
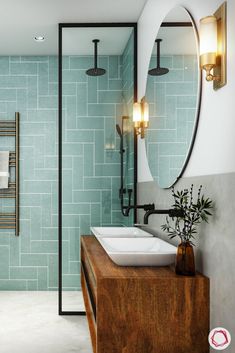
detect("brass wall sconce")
[133,97,149,138]
[199,1,227,90]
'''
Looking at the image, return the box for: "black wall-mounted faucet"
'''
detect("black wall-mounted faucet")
[143,208,184,224]
[123,203,155,217]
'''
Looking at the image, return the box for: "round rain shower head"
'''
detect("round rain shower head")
[86,67,106,76]
[148,67,169,76]
[148,38,169,76]
[116,124,122,137]
[86,39,106,77]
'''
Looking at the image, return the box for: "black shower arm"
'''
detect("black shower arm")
[157,39,160,68]
[94,40,97,69]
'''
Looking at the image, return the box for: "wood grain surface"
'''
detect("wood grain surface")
[81,235,209,353]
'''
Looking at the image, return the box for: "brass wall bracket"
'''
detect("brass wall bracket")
[213,1,227,90]
[134,120,149,139]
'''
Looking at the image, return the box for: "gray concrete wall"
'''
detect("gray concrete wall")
[137,173,235,352]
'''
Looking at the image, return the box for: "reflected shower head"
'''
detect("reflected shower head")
[86,39,106,77]
[148,39,169,76]
[86,67,106,76]
[116,124,122,138]
[148,67,169,76]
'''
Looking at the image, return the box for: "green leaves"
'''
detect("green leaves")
[161,184,213,245]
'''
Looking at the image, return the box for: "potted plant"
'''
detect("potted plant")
[161,184,213,276]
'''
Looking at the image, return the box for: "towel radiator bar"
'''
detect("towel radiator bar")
[0,112,19,236]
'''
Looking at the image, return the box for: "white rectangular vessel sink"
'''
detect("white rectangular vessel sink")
[98,237,177,266]
[91,226,152,238]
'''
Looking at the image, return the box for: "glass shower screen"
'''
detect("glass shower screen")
[59,24,136,314]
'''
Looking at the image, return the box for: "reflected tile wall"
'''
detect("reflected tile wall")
[146,55,198,187]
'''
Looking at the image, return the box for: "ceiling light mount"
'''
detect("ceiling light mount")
[34,36,45,42]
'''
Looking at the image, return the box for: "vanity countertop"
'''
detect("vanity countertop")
[81,235,207,279]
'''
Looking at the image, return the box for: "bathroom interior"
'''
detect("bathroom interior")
[0,0,234,352]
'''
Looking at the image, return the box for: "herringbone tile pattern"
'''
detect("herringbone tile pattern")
[146,55,198,187]
[0,34,134,290]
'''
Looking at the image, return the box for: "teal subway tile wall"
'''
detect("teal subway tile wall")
[146,55,198,187]
[0,56,58,291]
[62,33,134,291]
[0,33,134,290]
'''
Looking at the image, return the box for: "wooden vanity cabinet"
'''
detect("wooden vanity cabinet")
[81,236,209,353]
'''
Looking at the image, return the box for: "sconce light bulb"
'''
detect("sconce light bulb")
[199,16,217,56]
[199,14,220,84]
[132,98,149,138]
[133,102,141,123]
[199,2,226,89]
[143,101,149,123]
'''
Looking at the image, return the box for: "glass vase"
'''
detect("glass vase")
[175,241,195,276]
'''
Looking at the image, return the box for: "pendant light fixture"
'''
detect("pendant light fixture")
[86,39,106,76]
[148,39,169,76]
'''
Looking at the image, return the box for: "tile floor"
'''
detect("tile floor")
[0,291,92,353]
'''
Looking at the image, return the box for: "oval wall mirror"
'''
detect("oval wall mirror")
[145,7,201,188]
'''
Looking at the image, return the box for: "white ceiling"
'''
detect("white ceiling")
[0,0,147,55]
[63,28,133,55]
[163,6,190,22]
[152,7,198,55]
[155,27,197,55]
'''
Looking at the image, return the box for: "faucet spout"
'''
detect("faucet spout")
[144,208,184,224]
[123,203,155,217]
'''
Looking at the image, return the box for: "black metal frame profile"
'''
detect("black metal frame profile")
[58,22,138,315]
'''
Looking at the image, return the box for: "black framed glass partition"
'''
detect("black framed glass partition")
[58,23,137,314]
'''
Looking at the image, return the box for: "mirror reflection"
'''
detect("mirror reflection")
[145,7,201,188]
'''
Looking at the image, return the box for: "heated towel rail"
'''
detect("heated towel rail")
[0,112,19,236]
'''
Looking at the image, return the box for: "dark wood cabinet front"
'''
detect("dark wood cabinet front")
[81,236,209,353]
